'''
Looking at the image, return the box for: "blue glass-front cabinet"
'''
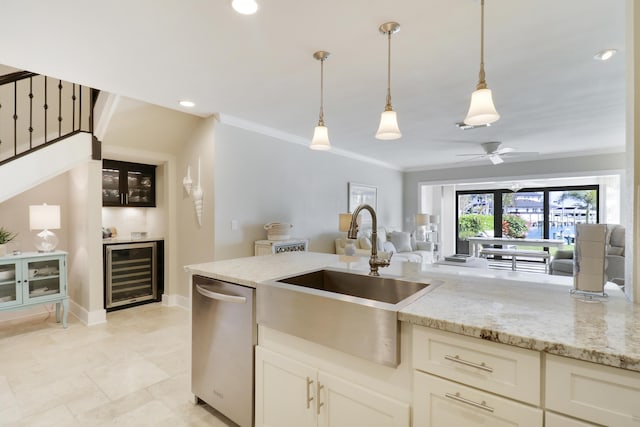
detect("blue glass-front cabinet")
[0,251,69,327]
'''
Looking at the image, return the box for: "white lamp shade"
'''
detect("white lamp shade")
[464,88,500,126]
[415,213,430,226]
[29,204,60,230]
[375,110,402,140]
[231,0,258,14]
[339,213,353,232]
[310,125,331,150]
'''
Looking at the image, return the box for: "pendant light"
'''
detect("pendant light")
[310,51,331,150]
[231,0,258,15]
[375,22,402,140]
[464,0,500,126]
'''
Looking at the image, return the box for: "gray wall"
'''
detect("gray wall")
[213,123,404,260]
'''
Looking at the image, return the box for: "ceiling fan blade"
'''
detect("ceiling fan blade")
[489,154,504,165]
[501,151,539,157]
[456,153,486,157]
[496,147,515,154]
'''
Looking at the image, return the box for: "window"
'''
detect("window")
[455,185,599,255]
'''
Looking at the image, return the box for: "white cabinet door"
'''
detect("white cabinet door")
[545,412,599,427]
[413,371,542,427]
[545,354,640,427]
[318,371,409,427]
[255,346,317,427]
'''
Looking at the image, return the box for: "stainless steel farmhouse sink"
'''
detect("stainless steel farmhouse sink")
[257,268,440,367]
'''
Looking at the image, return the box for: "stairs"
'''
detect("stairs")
[0,132,93,203]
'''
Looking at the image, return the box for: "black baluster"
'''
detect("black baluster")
[44,77,48,143]
[29,77,34,148]
[72,83,76,131]
[58,80,63,137]
[13,81,17,155]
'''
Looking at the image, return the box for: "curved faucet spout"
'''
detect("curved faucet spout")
[347,204,391,276]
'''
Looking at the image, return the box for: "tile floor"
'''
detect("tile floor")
[0,303,235,426]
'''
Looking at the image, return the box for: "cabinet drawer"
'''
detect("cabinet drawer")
[413,371,542,427]
[412,326,540,405]
[545,412,598,427]
[545,354,640,426]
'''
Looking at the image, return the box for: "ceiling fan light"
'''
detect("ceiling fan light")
[464,88,500,126]
[232,0,258,14]
[375,110,402,140]
[310,125,331,150]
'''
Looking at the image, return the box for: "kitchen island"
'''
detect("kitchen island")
[186,252,640,426]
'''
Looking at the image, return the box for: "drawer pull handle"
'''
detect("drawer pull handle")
[445,392,495,413]
[445,354,493,373]
[316,381,324,415]
[306,377,314,409]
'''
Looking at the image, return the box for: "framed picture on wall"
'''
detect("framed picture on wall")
[348,182,377,213]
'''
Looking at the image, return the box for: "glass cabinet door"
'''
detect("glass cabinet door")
[0,262,20,306]
[127,169,154,205]
[102,166,121,205]
[25,258,62,300]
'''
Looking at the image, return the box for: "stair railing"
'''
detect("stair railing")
[0,70,95,167]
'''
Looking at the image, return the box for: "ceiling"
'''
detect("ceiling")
[0,0,627,171]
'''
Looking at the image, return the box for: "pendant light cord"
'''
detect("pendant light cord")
[385,31,393,111]
[318,58,325,126]
[477,0,487,89]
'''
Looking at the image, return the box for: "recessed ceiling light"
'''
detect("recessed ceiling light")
[232,0,258,15]
[179,100,195,108]
[593,49,617,61]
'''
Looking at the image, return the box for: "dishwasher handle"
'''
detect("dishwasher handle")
[196,284,248,304]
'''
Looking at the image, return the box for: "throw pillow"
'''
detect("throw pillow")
[607,246,624,256]
[383,241,397,254]
[410,233,417,251]
[358,236,372,250]
[389,231,412,253]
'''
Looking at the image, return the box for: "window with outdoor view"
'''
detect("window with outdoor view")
[456,185,598,255]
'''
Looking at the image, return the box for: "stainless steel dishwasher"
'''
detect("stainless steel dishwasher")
[191,275,256,427]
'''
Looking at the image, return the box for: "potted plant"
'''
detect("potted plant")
[0,227,17,257]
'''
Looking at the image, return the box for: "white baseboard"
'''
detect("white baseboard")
[162,293,190,311]
[69,299,107,326]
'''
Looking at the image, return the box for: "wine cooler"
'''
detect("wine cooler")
[105,242,160,310]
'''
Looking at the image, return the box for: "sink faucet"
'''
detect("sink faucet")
[347,204,391,276]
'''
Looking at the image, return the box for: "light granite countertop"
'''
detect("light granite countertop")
[185,252,640,372]
[102,236,164,244]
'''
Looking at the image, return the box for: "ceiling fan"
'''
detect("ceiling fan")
[457,141,538,165]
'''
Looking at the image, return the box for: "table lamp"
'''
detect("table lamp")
[415,213,430,242]
[339,213,357,256]
[29,204,60,252]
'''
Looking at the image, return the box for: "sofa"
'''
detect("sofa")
[549,224,625,285]
[335,227,433,263]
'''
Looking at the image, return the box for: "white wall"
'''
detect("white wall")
[176,117,216,300]
[68,160,104,324]
[213,123,404,260]
[626,0,639,302]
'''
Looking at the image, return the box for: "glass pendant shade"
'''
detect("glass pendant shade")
[464,88,500,126]
[231,0,258,14]
[375,110,402,140]
[310,125,331,150]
